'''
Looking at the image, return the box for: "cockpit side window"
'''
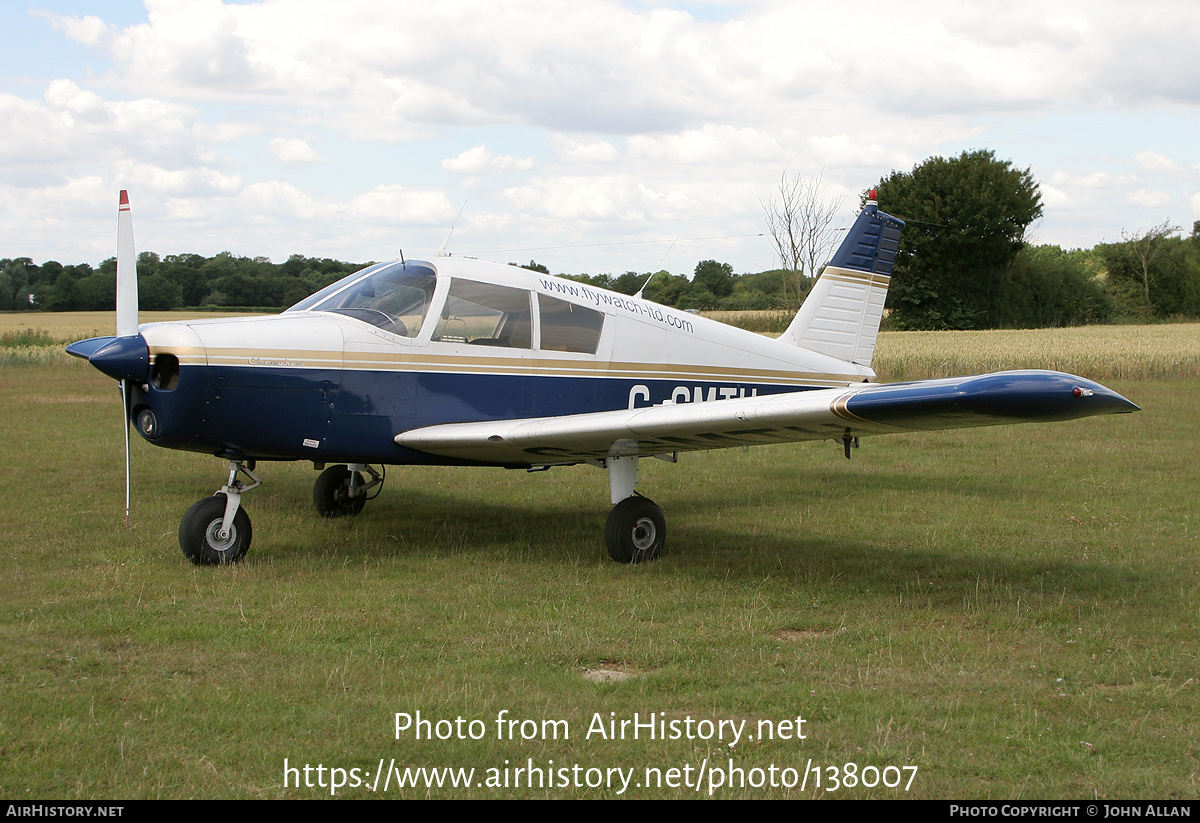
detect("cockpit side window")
[432,280,532,348]
[291,261,437,338]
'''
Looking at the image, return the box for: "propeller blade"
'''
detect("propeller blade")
[116,191,139,527]
[115,190,139,338]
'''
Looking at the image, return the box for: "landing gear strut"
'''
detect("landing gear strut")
[178,461,259,565]
[602,455,666,563]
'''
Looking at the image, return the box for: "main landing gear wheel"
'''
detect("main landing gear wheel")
[179,493,252,565]
[313,465,367,517]
[604,496,665,564]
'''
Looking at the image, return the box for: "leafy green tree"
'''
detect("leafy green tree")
[692,260,734,298]
[1098,234,1200,318]
[75,270,116,310]
[39,260,63,284]
[137,251,161,274]
[875,149,1043,329]
[741,268,806,307]
[161,255,209,306]
[516,260,550,274]
[45,270,81,311]
[641,271,690,306]
[210,273,259,306]
[999,245,1112,326]
[611,271,648,295]
[139,273,183,310]
[1120,221,1180,304]
[678,286,719,311]
[560,273,613,290]
[1,258,34,310]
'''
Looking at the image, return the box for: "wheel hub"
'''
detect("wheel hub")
[204,519,239,553]
[632,517,656,550]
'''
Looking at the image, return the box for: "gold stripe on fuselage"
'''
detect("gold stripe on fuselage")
[149,345,866,388]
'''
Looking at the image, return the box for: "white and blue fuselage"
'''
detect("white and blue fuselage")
[85,256,875,466]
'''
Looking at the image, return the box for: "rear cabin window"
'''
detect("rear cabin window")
[433,280,532,348]
[538,294,604,354]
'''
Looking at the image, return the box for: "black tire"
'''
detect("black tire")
[604,496,665,564]
[179,494,252,565]
[313,465,367,517]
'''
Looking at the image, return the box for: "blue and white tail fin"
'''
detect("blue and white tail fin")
[778,193,904,368]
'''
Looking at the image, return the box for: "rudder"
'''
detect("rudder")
[778,194,904,368]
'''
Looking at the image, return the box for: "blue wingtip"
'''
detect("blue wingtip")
[846,370,1139,429]
[954,371,1140,419]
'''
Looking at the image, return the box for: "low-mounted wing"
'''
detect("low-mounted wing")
[397,370,1139,465]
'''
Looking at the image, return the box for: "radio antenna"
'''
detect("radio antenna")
[635,237,678,298]
[436,201,467,257]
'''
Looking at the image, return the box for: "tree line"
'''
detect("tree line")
[873,149,1200,329]
[0,253,367,313]
[4,149,1199,328]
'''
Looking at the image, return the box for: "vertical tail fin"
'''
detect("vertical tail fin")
[778,194,904,367]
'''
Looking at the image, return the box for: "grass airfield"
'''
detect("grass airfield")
[1,317,1197,798]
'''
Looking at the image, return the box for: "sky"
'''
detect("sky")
[3,0,1199,278]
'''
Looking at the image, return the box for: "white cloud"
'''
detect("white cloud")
[344,184,457,226]
[1125,188,1174,210]
[550,134,619,164]
[39,11,113,47]
[10,0,1200,269]
[1134,150,1200,186]
[628,125,782,164]
[442,146,534,175]
[269,137,322,165]
[1049,170,1122,190]
[124,166,243,196]
[40,0,1200,131]
[0,80,208,187]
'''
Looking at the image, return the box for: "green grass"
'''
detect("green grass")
[1,365,1197,798]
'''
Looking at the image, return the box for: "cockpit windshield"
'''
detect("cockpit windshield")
[286,261,437,338]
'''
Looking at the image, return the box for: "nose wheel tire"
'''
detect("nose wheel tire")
[604,496,665,563]
[179,493,252,565]
[313,465,367,517]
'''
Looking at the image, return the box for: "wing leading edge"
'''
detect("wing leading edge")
[396,370,1139,465]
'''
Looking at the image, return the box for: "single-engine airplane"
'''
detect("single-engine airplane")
[68,191,1138,565]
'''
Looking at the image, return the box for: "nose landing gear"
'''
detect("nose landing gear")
[178,461,260,565]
